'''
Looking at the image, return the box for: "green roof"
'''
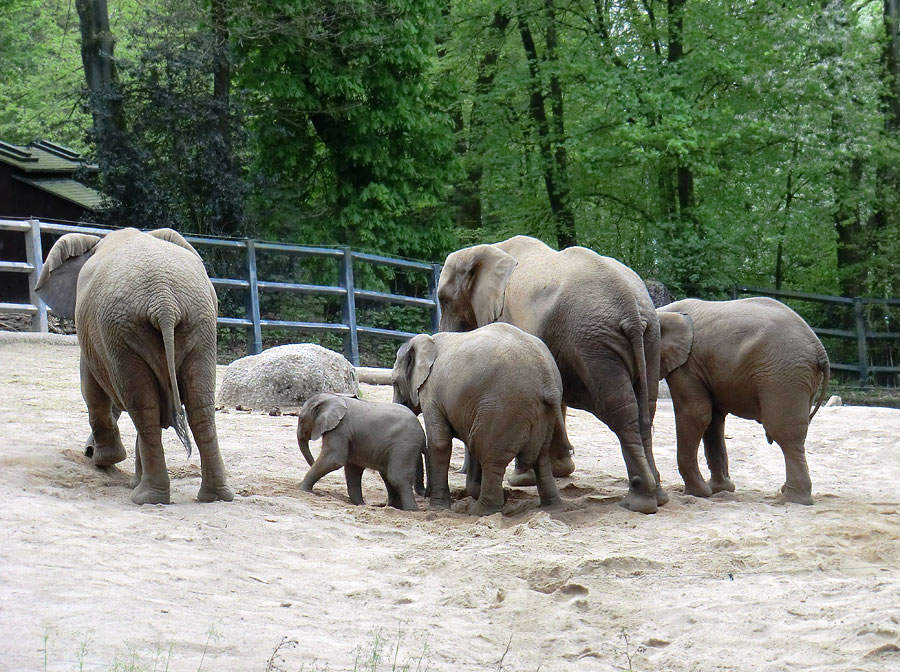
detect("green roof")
[13,175,105,210]
[1,139,103,211]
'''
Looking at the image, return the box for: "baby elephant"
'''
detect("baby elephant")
[297,393,426,511]
[392,322,564,516]
[658,297,830,505]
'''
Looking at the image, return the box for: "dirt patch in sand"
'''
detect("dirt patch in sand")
[1,333,899,671]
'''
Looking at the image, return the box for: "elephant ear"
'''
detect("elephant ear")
[658,310,694,379]
[148,228,202,259]
[393,334,437,408]
[439,245,516,329]
[310,395,349,441]
[34,233,102,319]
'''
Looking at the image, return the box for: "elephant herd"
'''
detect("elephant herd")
[36,228,830,514]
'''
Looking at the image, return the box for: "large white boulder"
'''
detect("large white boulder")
[217,343,359,410]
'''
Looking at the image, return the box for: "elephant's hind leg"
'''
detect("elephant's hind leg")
[129,409,171,505]
[80,359,126,467]
[181,354,234,503]
[470,462,505,516]
[703,410,735,494]
[765,417,813,505]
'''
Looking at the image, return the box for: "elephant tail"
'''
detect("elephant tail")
[623,315,653,448]
[156,311,193,459]
[809,345,831,422]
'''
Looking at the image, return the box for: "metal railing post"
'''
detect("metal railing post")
[429,263,442,334]
[25,218,48,333]
[244,239,263,355]
[340,247,359,365]
[854,296,869,388]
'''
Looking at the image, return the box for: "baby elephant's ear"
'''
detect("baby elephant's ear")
[34,233,102,319]
[657,310,694,379]
[311,395,349,441]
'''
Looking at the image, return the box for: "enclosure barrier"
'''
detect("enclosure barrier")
[732,285,900,387]
[0,218,442,365]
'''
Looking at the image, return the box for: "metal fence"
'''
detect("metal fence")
[732,285,900,387]
[0,218,441,365]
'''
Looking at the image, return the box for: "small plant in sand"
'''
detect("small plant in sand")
[353,622,431,672]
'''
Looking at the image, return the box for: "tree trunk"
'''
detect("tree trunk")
[667,0,695,223]
[75,0,125,156]
[210,0,241,235]
[519,15,576,249]
[455,12,510,229]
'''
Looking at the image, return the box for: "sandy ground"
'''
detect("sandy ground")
[1,333,899,672]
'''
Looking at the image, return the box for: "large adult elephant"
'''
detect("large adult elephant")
[437,235,665,514]
[35,227,234,505]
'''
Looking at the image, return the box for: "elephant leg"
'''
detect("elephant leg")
[763,398,813,505]
[342,464,364,505]
[703,410,735,494]
[424,410,453,509]
[300,444,347,495]
[533,447,562,508]
[471,462,505,516]
[508,408,576,487]
[594,375,660,513]
[458,447,471,474]
[181,352,234,503]
[128,408,171,505]
[382,472,418,511]
[129,435,141,489]
[674,397,713,498]
[80,359,126,467]
[465,455,482,499]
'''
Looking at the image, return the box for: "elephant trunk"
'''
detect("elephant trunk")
[299,438,315,467]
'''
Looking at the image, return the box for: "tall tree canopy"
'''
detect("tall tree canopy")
[2,0,899,298]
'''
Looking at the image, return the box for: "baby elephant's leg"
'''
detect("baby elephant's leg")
[300,436,347,493]
[345,464,365,505]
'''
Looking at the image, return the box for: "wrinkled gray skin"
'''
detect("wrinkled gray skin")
[297,393,426,511]
[35,227,234,505]
[392,323,563,516]
[658,297,830,505]
[438,235,664,514]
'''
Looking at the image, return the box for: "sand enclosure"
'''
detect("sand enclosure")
[1,333,899,671]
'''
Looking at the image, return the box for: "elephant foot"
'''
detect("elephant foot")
[709,476,736,494]
[428,497,452,510]
[198,482,235,503]
[469,500,503,516]
[777,484,813,506]
[131,483,171,505]
[551,453,576,478]
[683,479,713,498]
[90,440,127,467]
[655,486,670,506]
[129,473,140,489]
[619,489,658,514]
[508,469,537,487]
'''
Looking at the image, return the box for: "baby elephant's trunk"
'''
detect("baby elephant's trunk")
[298,438,316,467]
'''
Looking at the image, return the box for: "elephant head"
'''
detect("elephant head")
[391,334,438,413]
[437,244,517,332]
[34,233,102,319]
[657,311,694,379]
[296,393,350,466]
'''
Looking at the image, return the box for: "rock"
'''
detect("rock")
[217,343,359,411]
[644,280,675,308]
[825,395,842,407]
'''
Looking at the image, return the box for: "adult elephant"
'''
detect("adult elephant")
[35,227,234,505]
[437,235,665,514]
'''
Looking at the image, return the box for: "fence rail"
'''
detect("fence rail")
[732,285,900,387]
[0,218,441,365]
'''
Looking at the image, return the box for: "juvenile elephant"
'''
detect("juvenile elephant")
[657,297,830,504]
[297,393,426,510]
[35,227,234,505]
[392,322,563,516]
[438,235,664,514]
